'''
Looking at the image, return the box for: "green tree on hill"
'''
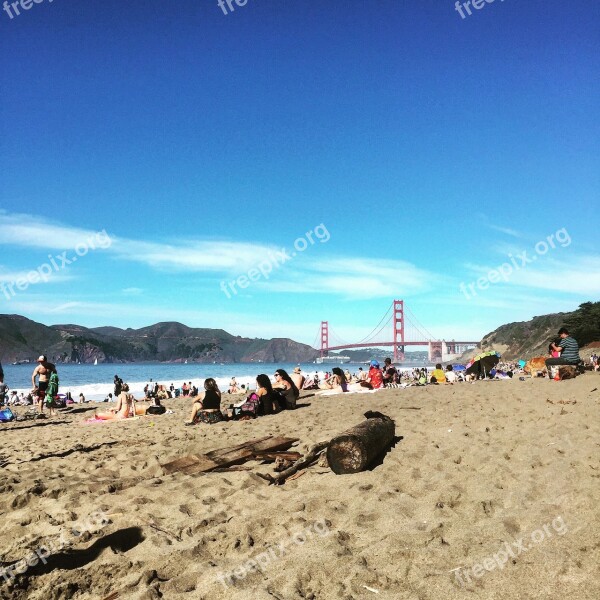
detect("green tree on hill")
[565,302,600,347]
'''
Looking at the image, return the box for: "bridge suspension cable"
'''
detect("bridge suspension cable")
[355,301,394,345]
[405,306,437,341]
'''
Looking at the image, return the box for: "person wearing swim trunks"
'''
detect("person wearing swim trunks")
[31,355,57,415]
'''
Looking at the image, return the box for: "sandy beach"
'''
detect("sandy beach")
[1,374,599,600]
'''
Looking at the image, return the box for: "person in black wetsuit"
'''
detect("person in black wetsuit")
[186,378,224,425]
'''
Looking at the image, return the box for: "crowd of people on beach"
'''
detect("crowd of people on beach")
[0,327,595,426]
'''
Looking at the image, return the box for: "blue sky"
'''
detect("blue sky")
[0,0,598,347]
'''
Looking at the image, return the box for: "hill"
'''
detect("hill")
[0,315,319,364]
[473,301,600,360]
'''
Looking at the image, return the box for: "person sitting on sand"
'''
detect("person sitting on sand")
[255,374,280,415]
[95,384,135,420]
[272,369,299,409]
[359,360,384,389]
[545,327,582,374]
[79,393,87,403]
[320,367,349,392]
[186,378,224,425]
[382,358,399,387]
[445,365,457,383]
[430,364,446,384]
[228,377,239,394]
[291,367,305,390]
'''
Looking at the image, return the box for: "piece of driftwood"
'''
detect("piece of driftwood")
[162,436,299,475]
[141,519,182,542]
[253,451,302,462]
[258,441,329,485]
[327,411,395,475]
[286,470,307,482]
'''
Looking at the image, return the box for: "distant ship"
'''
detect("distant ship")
[315,355,351,364]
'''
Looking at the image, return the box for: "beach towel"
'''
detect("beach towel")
[45,372,59,407]
[84,416,140,424]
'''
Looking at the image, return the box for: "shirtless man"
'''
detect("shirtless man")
[291,367,304,390]
[31,355,57,414]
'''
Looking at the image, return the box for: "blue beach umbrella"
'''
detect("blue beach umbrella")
[453,365,466,371]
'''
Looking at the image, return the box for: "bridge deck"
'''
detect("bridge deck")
[325,341,478,351]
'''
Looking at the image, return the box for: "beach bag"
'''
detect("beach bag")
[147,405,166,415]
[0,407,15,422]
[233,393,260,419]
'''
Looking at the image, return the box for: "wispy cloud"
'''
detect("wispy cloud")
[122,287,144,296]
[488,224,522,238]
[0,212,435,299]
[0,266,73,285]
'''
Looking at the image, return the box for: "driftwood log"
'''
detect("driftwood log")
[257,441,329,485]
[326,411,395,475]
[162,436,299,476]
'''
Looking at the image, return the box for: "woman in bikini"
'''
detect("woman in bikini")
[186,378,224,425]
[320,367,349,392]
[95,383,135,420]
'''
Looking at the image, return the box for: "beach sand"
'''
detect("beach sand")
[1,375,599,599]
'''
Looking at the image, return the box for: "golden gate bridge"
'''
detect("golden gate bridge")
[314,300,479,362]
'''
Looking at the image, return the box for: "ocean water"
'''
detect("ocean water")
[1,361,429,401]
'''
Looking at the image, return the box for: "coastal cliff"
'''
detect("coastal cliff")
[0,315,318,364]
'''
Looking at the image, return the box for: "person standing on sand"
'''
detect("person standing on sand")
[0,377,8,405]
[114,375,123,397]
[31,355,57,415]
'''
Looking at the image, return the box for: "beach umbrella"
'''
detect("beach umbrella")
[453,365,466,371]
[465,351,501,378]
